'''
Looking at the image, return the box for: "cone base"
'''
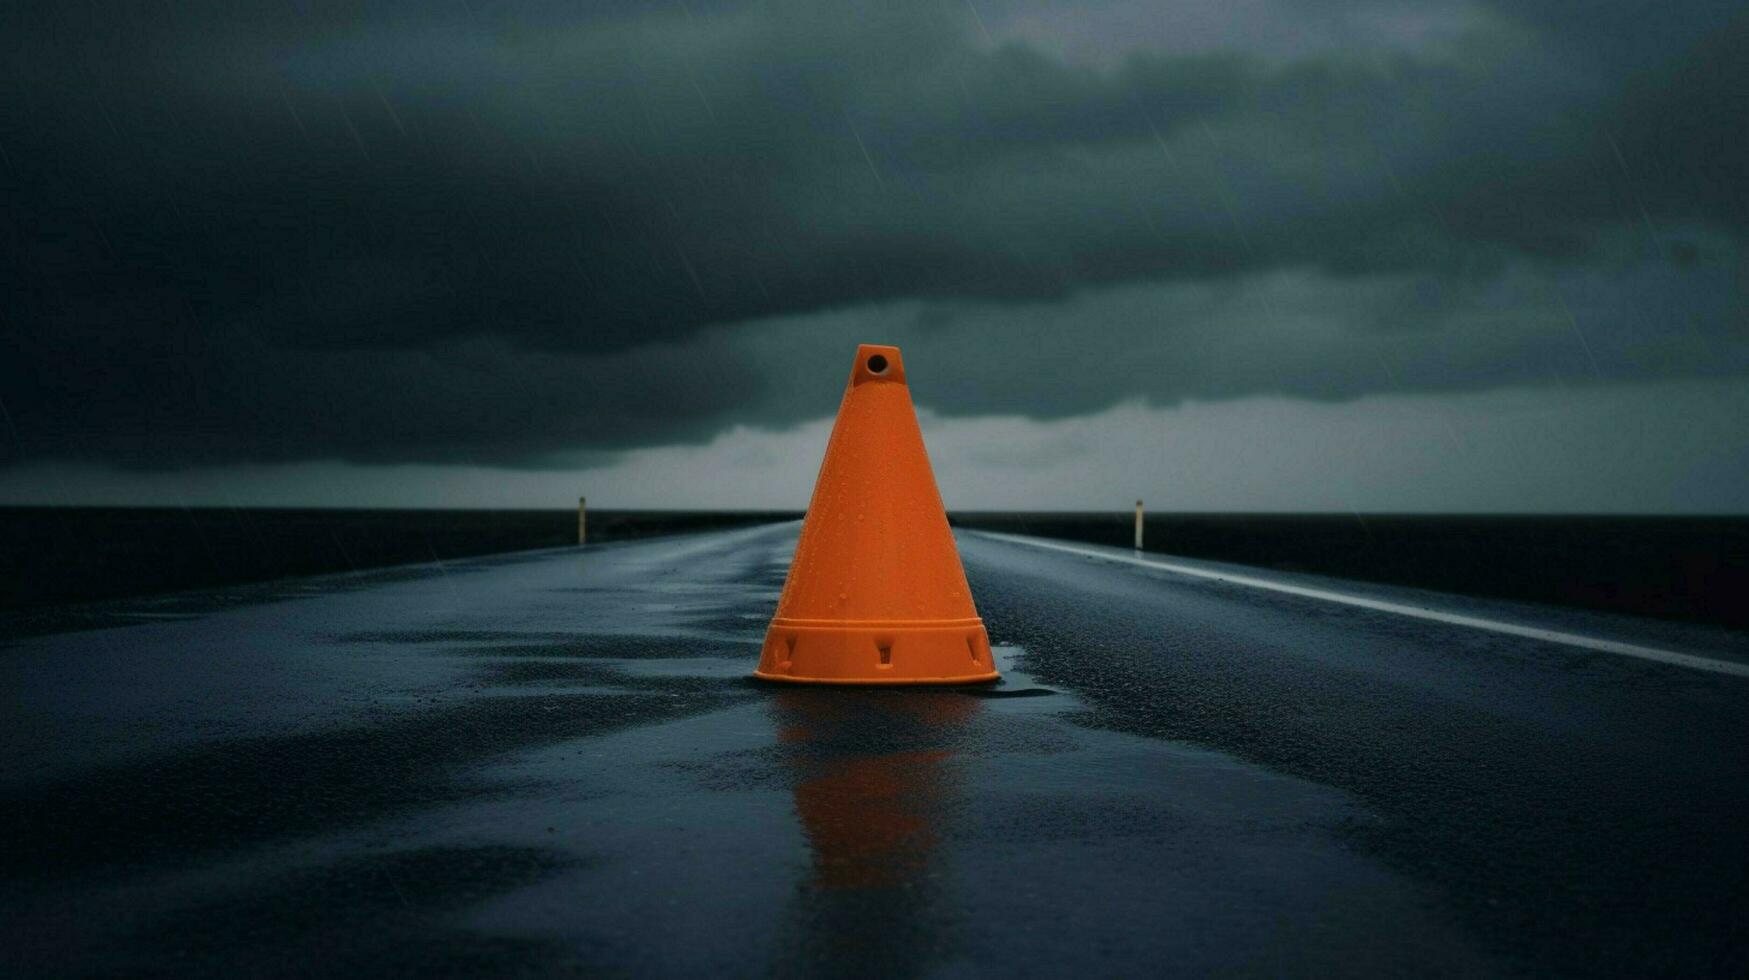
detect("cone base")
[754,617,1000,685]
[751,671,1001,686]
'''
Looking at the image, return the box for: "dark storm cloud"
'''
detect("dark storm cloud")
[1,0,1743,466]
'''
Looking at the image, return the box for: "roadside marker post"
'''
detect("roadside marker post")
[754,344,998,685]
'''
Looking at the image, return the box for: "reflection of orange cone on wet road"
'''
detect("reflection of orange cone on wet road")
[793,749,948,889]
[775,690,973,892]
[755,344,999,685]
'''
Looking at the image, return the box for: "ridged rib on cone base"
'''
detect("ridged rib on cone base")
[755,344,998,685]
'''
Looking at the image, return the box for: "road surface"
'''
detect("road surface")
[3,522,1747,977]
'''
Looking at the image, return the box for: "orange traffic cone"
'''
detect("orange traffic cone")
[755,344,998,685]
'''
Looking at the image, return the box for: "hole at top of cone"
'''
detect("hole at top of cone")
[851,343,905,386]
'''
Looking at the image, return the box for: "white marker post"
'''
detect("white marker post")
[1134,499,1144,551]
[578,496,587,546]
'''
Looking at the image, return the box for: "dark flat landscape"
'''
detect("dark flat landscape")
[954,512,1749,630]
[3,523,1746,977]
[0,507,798,612]
[8,509,1747,634]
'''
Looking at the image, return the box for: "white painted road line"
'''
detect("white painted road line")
[973,531,1749,680]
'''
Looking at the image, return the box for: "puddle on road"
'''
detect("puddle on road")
[448,642,1490,976]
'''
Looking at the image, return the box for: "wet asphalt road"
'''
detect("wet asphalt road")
[3,522,1747,977]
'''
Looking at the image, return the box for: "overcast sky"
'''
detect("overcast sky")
[2,1,1745,510]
